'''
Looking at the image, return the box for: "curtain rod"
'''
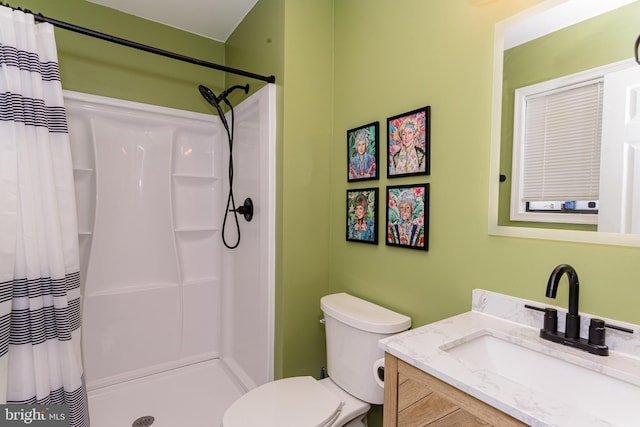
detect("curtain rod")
[0,2,276,84]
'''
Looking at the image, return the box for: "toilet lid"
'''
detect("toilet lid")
[222,376,342,427]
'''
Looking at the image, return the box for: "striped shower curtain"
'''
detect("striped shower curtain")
[0,5,89,426]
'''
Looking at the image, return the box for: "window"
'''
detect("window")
[510,61,629,225]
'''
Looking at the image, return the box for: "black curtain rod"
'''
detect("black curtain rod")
[0,2,276,84]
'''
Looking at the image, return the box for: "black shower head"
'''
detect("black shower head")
[198,84,219,106]
[198,84,228,130]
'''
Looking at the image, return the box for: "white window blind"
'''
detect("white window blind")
[521,80,603,202]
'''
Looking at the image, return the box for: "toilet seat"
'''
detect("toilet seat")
[222,376,343,427]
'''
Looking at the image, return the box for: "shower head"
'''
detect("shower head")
[199,83,250,133]
[198,84,228,130]
[198,84,219,106]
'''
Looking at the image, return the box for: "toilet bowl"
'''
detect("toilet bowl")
[221,293,411,427]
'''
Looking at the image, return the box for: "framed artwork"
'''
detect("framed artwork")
[347,122,379,182]
[346,188,379,244]
[386,184,429,250]
[387,106,430,178]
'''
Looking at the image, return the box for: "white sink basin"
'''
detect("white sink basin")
[442,331,640,426]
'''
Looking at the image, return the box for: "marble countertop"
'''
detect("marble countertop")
[378,290,640,427]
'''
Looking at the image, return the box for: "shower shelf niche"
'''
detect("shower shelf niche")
[72,165,95,280]
[172,175,219,230]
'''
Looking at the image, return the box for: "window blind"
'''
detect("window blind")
[521,80,603,202]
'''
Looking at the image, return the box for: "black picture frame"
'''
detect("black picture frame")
[387,106,430,178]
[346,188,379,244]
[347,122,379,182]
[386,183,429,250]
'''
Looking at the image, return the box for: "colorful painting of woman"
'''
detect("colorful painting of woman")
[386,184,429,250]
[387,107,430,177]
[347,122,379,182]
[347,189,378,244]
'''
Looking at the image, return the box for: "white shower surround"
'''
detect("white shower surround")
[64,86,275,424]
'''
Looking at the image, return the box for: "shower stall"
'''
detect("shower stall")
[64,85,276,426]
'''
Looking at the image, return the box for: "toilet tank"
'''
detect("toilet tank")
[320,293,411,405]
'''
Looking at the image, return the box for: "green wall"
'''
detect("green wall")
[277,0,334,379]
[224,0,283,96]
[10,0,226,113]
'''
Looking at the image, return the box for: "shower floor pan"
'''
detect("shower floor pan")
[87,359,245,427]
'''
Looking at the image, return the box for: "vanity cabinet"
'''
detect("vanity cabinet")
[383,353,526,426]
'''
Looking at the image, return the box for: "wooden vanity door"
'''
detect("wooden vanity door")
[383,353,526,426]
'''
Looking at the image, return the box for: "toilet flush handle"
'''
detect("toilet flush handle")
[319,318,326,325]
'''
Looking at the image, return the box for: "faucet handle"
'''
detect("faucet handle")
[543,308,558,333]
[588,318,606,346]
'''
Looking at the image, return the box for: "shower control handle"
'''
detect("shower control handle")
[229,198,254,222]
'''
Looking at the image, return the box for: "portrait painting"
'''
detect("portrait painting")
[346,188,378,244]
[387,106,430,178]
[347,122,379,182]
[386,184,429,250]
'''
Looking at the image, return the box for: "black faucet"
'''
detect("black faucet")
[546,264,580,339]
[540,264,608,356]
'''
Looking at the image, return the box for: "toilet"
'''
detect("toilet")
[221,292,411,427]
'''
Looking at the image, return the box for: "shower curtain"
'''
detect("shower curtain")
[0,6,89,427]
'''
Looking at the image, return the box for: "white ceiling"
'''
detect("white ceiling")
[86,0,258,42]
